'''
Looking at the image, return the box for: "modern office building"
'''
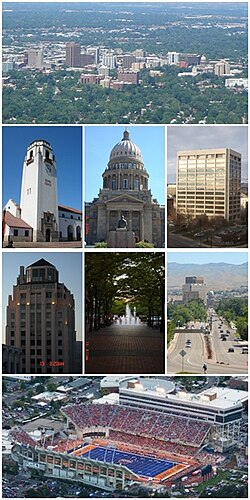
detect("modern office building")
[214,60,230,76]
[117,70,139,85]
[182,276,207,305]
[5,259,79,374]
[27,49,44,69]
[85,129,165,247]
[176,148,241,221]
[65,42,81,67]
[167,52,180,65]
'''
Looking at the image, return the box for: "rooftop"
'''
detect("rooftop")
[5,211,32,229]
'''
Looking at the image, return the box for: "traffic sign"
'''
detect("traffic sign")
[179,350,186,357]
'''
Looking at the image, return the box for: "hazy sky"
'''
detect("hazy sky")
[167,125,248,183]
[85,125,165,204]
[3,126,82,210]
[168,251,248,265]
[2,252,82,342]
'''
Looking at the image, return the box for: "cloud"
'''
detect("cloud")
[167,125,248,182]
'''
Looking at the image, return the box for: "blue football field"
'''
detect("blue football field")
[79,445,178,478]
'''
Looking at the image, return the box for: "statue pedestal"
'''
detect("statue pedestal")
[107,228,136,248]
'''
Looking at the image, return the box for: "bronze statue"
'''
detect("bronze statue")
[118,215,127,229]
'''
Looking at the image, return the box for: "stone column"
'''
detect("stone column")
[128,211,133,231]
[106,209,110,237]
[140,211,144,241]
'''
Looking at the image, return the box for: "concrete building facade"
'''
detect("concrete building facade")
[85,129,165,247]
[5,259,79,374]
[182,276,207,305]
[27,49,43,69]
[214,60,230,76]
[65,43,81,67]
[176,148,241,221]
[20,140,59,242]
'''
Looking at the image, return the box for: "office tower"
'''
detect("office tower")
[167,52,180,65]
[65,42,81,67]
[123,54,136,69]
[118,70,139,85]
[182,276,207,304]
[214,60,231,76]
[5,259,78,374]
[176,148,241,221]
[101,52,116,69]
[27,49,43,69]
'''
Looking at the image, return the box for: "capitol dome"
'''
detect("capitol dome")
[103,129,149,191]
[109,129,143,163]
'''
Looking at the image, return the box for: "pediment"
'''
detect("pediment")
[105,194,145,205]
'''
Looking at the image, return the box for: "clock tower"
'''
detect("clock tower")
[20,140,59,242]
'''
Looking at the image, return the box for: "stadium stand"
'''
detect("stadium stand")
[62,404,210,451]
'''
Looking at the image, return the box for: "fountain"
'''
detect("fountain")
[116,303,140,325]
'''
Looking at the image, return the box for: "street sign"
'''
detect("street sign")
[179,350,186,357]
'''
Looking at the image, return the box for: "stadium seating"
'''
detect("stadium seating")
[62,404,210,452]
[11,428,37,447]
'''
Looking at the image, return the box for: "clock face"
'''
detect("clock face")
[45,163,52,176]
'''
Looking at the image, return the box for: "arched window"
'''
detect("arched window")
[45,149,50,160]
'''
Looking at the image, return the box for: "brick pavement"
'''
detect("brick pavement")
[85,324,165,374]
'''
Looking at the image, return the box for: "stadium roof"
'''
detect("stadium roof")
[168,386,247,410]
[120,377,175,395]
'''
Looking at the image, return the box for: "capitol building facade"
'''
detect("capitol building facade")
[85,129,165,247]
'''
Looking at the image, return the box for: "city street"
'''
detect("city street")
[167,314,248,374]
[167,232,209,248]
[86,323,165,374]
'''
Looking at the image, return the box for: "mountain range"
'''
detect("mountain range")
[167,262,248,290]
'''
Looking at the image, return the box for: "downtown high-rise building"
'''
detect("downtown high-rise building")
[27,48,44,69]
[176,148,241,221]
[5,259,79,374]
[65,42,81,67]
[182,276,207,305]
[214,60,231,76]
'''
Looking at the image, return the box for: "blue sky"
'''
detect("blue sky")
[2,252,82,341]
[168,252,248,265]
[85,126,165,204]
[2,126,82,210]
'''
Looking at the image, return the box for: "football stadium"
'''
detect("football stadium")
[9,402,232,490]
[9,378,248,492]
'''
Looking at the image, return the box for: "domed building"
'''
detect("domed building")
[85,129,165,247]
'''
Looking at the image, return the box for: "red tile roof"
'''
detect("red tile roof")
[58,204,82,215]
[4,211,32,229]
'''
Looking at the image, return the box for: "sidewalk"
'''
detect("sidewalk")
[86,323,165,374]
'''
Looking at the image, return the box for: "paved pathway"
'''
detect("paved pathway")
[86,323,165,374]
[3,241,82,248]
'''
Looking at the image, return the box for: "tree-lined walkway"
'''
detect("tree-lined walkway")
[86,323,164,374]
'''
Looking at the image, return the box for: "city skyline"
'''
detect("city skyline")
[2,252,82,342]
[3,3,247,124]
[3,126,82,211]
